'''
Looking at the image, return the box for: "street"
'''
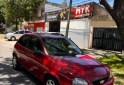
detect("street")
[0,37,121,85]
[0,39,43,85]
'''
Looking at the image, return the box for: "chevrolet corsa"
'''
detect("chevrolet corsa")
[12,33,114,85]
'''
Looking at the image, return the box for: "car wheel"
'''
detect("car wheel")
[45,76,59,85]
[11,36,16,41]
[12,55,21,70]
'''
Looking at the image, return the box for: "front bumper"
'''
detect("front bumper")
[88,77,114,85]
[4,35,10,40]
[103,77,114,85]
[4,36,7,39]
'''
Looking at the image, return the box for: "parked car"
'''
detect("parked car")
[45,32,64,36]
[12,33,114,85]
[4,30,32,41]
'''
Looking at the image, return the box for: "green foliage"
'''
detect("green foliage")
[97,55,124,85]
[0,1,5,24]
[1,0,45,27]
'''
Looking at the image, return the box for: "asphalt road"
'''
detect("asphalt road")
[0,39,43,85]
[0,37,121,85]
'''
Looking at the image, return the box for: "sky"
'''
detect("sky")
[47,0,114,7]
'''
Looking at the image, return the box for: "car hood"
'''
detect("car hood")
[6,33,14,35]
[57,55,109,81]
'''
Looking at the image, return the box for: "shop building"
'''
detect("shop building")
[32,1,123,51]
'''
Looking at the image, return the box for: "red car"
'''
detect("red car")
[12,33,114,85]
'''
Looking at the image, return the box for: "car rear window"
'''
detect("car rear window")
[25,31,31,33]
[19,30,24,34]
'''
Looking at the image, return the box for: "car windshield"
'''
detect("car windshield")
[43,37,83,56]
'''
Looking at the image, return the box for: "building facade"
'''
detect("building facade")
[33,1,123,51]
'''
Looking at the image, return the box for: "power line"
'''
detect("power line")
[72,0,93,6]
[45,0,94,12]
[67,0,82,3]
[44,0,113,13]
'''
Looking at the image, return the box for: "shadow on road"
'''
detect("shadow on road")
[20,67,44,85]
[0,56,44,85]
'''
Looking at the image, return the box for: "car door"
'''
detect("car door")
[16,35,31,68]
[12,31,19,39]
[26,36,45,78]
[17,30,24,39]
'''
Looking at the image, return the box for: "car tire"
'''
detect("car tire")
[12,55,21,70]
[11,36,16,41]
[45,76,59,85]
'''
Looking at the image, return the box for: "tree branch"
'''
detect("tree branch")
[99,0,116,20]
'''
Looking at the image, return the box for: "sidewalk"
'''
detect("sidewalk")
[83,49,123,58]
[0,34,4,39]
[1,34,123,58]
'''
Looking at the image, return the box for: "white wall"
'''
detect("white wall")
[60,18,90,49]
[45,4,62,12]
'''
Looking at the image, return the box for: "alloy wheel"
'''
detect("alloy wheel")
[11,37,16,41]
[46,80,55,85]
[12,56,17,68]
[12,55,21,70]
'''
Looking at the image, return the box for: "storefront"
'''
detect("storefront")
[45,3,93,48]
[28,21,45,33]
[32,2,120,50]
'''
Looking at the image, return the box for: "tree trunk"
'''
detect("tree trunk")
[15,18,18,31]
[115,22,124,40]
[100,0,124,41]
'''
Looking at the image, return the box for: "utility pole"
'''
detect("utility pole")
[65,0,72,38]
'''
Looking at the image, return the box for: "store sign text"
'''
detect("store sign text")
[46,4,93,21]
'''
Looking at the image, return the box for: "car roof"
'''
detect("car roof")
[28,33,65,38]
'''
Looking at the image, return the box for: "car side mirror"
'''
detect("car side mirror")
[34,50,44,57]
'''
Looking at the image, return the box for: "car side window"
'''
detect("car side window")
[15,31,19,34]
[27,36,42,52]
[25,31,29,33]
[18,35,30,47]
[19,31,24,34]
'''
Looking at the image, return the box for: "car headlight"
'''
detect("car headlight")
[72,78,88,85]
[109,71,113,78]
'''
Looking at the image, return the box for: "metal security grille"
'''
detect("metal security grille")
[92,28,123,51]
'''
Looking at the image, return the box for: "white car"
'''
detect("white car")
[4,30,32,41]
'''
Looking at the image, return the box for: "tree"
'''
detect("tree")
[99,0,124,40]
[0,1,5,24]
[2,0,45,30]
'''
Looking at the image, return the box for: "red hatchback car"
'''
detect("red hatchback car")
[12,33,114,85]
